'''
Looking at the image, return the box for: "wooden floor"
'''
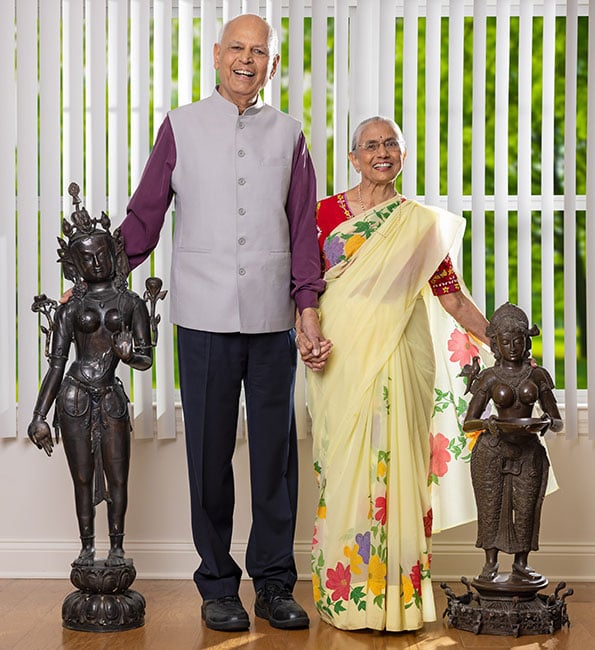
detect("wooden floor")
[1,578,593,649]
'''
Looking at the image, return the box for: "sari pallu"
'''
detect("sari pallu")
[307,198,466,631]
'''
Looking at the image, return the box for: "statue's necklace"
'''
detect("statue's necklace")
[492,362,533,389]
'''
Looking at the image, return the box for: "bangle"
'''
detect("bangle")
[33,411,47,421]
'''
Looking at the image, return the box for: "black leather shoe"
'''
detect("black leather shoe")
[255,583,310,629]
[201,595,250,631]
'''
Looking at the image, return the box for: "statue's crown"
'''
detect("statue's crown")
[62,182,111,241]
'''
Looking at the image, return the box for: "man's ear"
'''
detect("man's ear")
[213,42,221,71]
[269,53,280,80]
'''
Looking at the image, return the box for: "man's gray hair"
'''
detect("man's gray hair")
[218,14,279,58]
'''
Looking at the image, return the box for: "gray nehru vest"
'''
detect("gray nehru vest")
[168,89,301,333]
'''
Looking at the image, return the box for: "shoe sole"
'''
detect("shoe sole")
[254,605,309,630]
[202,617,250,632]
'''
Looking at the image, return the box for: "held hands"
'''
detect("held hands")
[28,416,54,457]
[296,307,333,372]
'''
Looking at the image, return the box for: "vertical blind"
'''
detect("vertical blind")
[0,0,592,441]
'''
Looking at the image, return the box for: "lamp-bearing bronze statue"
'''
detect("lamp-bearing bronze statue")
[28,183,166,632]
[441,303,572,637]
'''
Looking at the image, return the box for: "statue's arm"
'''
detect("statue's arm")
[111,294,153,371]
[28,305,72,456]
[534,367,564,433]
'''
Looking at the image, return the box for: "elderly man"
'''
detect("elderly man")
[120,14,328,632]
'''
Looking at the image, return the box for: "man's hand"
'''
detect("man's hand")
[60,287,73,304]
[296,307,332,372]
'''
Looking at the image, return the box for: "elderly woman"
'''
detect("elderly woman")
[303,116,489,631]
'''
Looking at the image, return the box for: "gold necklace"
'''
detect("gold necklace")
[357,184,366,213]
[357,184,400,214]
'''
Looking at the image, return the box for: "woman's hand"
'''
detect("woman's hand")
[28,416,54,457]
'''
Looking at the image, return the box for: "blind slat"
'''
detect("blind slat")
[378,0,396,119]
[63,0,84,217]
[264,0,282,109]
[311,0,327,198]
[288,1,304,122]
[38,0,62,439]
[471,0,487,312]
[200,0,218,99]
[16,0,39,438]
[0,0,17,438]
[401,0,419,198]
[494,0,511,307]
[153,0,177,439]
[447,0,465,220]
[516,0,534,318]
[178,0,195,107]
[563,0,579,438]
[424,0,441,205]
[85,0,107,216]
[586,0,595,439]
[540,0,557,373]
[333,0,349,194]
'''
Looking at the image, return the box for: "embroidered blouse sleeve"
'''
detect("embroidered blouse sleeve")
[429,254,461,296]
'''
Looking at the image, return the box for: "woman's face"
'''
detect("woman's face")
[71,235,116,283]
[349,120,404,185]
[497,329,527,362]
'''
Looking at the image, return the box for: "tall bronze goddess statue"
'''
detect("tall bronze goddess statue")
[462,302,563,584]
[27,183,164,570]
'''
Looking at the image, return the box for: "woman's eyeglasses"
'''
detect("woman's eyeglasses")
[357,139,400,153]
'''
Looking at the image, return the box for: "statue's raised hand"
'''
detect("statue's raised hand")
[112,326,133,362]
[28,416,54,457]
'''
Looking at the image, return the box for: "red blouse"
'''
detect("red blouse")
[316,193,461,296]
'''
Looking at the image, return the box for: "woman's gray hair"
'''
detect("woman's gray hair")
[350,116,407,154]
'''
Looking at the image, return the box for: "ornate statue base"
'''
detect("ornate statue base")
[441,574,573,637]
[62,558,145,632]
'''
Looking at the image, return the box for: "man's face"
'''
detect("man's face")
[213,15,279,111]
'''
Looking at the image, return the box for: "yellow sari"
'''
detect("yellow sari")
[308,198,468,631]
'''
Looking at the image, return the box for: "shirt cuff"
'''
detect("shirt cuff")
[295,290,319,314]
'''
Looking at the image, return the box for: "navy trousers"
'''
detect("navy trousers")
[177,326,299,600]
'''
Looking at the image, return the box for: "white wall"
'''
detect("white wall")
[1,408,594,583]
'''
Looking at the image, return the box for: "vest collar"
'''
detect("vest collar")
[213,86,265,116]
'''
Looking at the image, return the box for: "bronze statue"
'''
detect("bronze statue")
[462,302,563,583]
[441,303,571,637]
[28,183,165,571]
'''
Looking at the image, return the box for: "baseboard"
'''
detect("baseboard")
[1,539,594,582]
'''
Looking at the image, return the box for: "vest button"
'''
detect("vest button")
[238,177,246,185]
[238,237,246,246]
[238,149,245,157]
[239,267,246,276]
[238,208,246,215]
[238,122,246,129]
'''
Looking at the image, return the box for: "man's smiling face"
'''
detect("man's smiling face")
[214,14,279,113]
